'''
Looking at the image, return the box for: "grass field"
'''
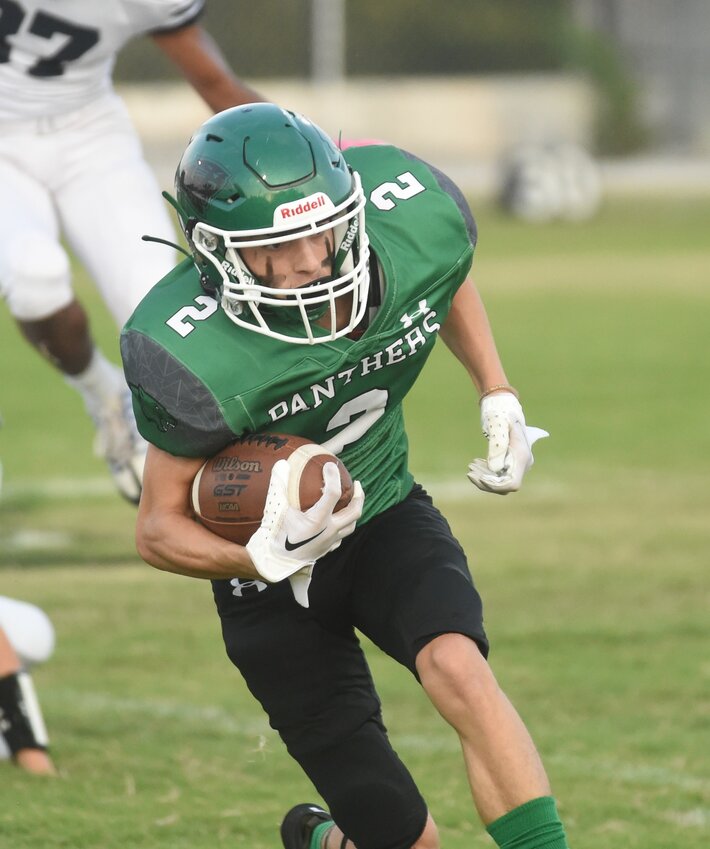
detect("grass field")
[1,197,708,849]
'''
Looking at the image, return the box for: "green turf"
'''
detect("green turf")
[1,198,708,848]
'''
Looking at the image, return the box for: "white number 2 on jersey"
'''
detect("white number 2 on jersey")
[369,172,426,211]
[166,295,218,337]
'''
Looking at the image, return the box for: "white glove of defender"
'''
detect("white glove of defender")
[246,458,364,587]
[467,392,549,495]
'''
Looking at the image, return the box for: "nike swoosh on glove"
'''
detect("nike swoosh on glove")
[246,458,364,583]
[467,392,549,495]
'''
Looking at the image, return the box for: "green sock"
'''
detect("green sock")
[310,820,334,849]
[486,796,569,849]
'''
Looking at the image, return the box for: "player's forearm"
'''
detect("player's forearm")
[135,510,259,581]
[135,445,260,580]
[192,73,264,113]
[177,59,264,112]
[440,277,509,393]
[152,27,265,112]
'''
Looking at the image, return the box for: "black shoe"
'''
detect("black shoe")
[281,803,333,849]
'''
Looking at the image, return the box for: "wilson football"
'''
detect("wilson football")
[190,432,353,545]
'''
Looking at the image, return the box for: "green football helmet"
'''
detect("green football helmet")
[173,104,370,344]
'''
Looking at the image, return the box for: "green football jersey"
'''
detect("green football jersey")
[121,145,475,524]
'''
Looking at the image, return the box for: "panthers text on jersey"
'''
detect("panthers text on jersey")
[0,0,204,121]
[121,145,476,524]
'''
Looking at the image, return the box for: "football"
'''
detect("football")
[190,432,354,545]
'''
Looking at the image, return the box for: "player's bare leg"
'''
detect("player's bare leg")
[0,627,56,776]
[416,633,551,823]
[17,299,146,503]
[17,299,93,375]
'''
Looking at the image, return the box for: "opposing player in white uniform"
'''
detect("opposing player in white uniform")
[0,597,56,775]
[0,0,264,502]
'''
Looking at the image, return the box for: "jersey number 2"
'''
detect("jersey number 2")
[166,295,219,338]
[370,172,426,211]
[0,0,99,77]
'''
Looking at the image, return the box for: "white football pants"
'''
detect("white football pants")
[0,595,55,668]
[0,93,178,326]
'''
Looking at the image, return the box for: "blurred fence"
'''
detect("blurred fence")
[121,76,710,200]
[573,0,710,152]
[121,74,596,164]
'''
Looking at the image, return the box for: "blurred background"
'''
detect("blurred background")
[116,0,710,210]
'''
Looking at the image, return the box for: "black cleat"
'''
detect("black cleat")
[281,803,333,849]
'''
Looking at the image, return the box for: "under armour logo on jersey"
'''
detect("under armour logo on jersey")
[230,578,268,598]
[400,300,430,328]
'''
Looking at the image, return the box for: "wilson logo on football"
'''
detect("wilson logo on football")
[274,193,334,223]
[212,457,261,473]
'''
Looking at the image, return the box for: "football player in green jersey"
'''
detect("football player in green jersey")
[121,104,569,849]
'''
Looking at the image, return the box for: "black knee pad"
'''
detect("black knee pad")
[297,717,428,849]
[0,671,49,753]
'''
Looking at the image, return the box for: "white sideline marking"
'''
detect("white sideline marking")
[3,477,115,499]
[0,473,564,553]
[49,689,272,737]
[44,690,707,794]
[665,809,707,828]
[378,738,706,793]
[5,529,72,550]
[2,475,568,501]
[545,752,707,793]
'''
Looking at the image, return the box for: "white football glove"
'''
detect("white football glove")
[246,458,364,587]
[467,392,549,495]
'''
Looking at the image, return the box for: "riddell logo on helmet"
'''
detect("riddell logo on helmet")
[274,193,333,223]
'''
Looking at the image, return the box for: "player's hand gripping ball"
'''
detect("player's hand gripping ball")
[190,433,354,545]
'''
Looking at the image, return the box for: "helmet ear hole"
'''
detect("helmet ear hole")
[196,230,219,252]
